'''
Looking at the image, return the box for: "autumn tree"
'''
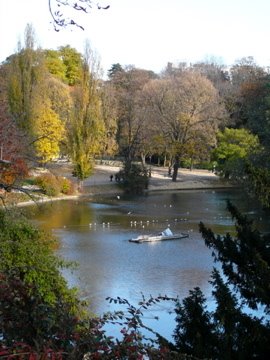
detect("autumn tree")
[7,24,42,135]
[99,81,119,157]
[225,57,267,128]
[0,67,28,193]
[144,70,225,180]
[110,66,157,166]
[230,57,265,88]
[221,60,270,206]
[45,76,72,156]
[32,99,65,164]
[7,25,73,165]
[192,59,230,91]
[238,74,270,146]
[67,42,105,185]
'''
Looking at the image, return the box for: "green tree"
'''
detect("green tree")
[116,162,149,194]
[201,202,270,311]
[212,127,261,178]
[58,45,83,86]
[44,49,67,82]
[107,62,124,80]
[0,211,84,350]
[210,269,241,359]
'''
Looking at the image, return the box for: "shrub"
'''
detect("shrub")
[34,173,61,196]
[58,176,76,195]
[116,162,149,195]
[34,174,76,196]
[0,211,85,352]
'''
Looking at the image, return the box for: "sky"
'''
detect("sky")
[1,0,270,76]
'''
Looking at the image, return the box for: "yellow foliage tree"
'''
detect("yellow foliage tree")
[68,42,105,182]
[33,104,64,163]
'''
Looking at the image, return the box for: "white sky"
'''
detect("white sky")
[1,0,270,75]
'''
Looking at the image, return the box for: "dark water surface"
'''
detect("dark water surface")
[28,188,269,339]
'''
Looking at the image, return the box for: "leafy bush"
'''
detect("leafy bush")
[34,173,61,196]
[0,211,85,352]
[116,162,149,194]
[58,176,76,195]
[34,173,75,196]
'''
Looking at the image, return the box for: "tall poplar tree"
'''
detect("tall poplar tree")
[8,24,41,134]
[67,42,105,185]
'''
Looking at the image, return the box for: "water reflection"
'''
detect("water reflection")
[27,188,269,339]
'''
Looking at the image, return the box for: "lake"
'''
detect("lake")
[27,188,269,339]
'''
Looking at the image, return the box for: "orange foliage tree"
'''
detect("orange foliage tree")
[0,70,29,189]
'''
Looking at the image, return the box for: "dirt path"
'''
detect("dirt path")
[82,164,233,192]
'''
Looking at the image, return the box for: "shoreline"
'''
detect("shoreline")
[12,164,234,207]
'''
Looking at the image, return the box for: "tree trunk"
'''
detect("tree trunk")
[172,156,180,182]
[141,153,146,166]
[163,154,167,167]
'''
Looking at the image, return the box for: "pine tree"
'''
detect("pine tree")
[174,202,270,359]
[200,201,270,311]
[174,287,218,358]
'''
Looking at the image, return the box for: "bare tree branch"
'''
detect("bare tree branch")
[48,0,110,31]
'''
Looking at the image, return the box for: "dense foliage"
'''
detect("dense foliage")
[116,162,149,194]
[212,127,260,178]
[0,211,85,353]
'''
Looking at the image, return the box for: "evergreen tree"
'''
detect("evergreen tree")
[174,287,218,358]
[174,201,270,359]
[200,201,270,311]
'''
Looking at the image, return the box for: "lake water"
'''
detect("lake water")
[27,188,269,339]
